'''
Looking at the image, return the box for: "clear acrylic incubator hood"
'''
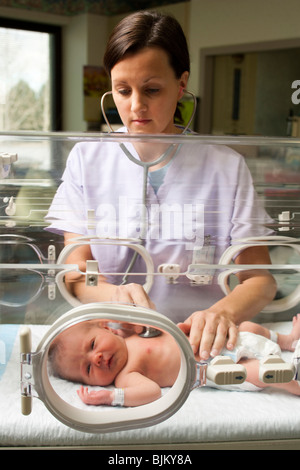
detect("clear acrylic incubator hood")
[1,130,300,434]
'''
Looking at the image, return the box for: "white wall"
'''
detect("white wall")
[2,0,300,130]
[62,14,87,131]
[189,0,300,95]
[62,13,107,131]
[107,1,190,37]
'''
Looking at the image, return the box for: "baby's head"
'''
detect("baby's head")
[48,320,128,386]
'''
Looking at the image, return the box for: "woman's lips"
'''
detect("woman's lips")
[132,119,151,125]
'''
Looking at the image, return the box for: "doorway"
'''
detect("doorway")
[199,39,300,136]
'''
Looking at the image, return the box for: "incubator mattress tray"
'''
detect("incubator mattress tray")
[1,321,300,449]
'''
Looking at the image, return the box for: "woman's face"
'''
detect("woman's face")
[111,47,189,134]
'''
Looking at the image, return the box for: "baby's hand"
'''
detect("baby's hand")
[77,386,113,406]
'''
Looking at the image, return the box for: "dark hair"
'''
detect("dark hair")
[103,11,190,79]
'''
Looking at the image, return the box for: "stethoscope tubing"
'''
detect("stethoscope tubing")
[100,90,197,283]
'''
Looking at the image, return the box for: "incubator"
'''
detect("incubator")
[1,131,300,442]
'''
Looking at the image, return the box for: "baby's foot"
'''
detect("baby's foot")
[291,314,300,350]
[280,314,300,351]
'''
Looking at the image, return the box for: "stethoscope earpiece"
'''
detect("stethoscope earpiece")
[100,89,197,135]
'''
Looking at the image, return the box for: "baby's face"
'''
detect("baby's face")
[55,321,128,386]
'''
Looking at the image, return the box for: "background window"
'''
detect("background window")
[0,19,61,131]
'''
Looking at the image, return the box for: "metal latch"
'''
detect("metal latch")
[21,353,34,393]
[278,211,291,231]
[20,327,33,415]
[187,237,216,285]
[0,152,18,178]
[192,362,208,389]
[86,260,99,286]
[278,211,300,231]
[48,244,56,300]
[186,264,214,285]
[20,351,34,415]
[158,264,180,284]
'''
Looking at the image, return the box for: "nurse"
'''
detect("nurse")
[46,11,277,360]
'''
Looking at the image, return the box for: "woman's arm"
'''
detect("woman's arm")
[178,246,277,360]
[63,232,155,308]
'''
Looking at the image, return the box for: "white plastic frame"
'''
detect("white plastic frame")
[20,303,196,433]
[55,236,155,307]
[218,236,300,313]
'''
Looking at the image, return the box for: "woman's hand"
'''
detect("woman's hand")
[178,246,277,360]
[63,233,156,310]
[178,310,238,360]
[111,283,156,310]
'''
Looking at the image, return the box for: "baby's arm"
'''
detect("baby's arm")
[77,372,162,407]
[77,386,113,405]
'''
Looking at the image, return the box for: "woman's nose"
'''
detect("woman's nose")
[131,92,147,113]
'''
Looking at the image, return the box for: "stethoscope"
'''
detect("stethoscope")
[20,302,248,433]
[20,303,198,433]
[7,96,299,434]
[20,300,299,433]
[100,89,197,283]
[100,89,197,136]
[100,91,300,312]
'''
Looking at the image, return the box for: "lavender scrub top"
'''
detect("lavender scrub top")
[45,138,273,323]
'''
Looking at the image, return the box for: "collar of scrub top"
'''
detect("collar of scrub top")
[100,89,197,173]
[19,302,197,434]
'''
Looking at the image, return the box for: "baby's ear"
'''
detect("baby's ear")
[97,322,113,332]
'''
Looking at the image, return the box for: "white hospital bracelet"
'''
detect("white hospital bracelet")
[269,330,278,343]
[112,388,125,406]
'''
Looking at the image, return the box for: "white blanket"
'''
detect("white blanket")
[1,322,300,447]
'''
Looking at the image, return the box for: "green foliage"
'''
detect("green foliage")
[4,80,50,131]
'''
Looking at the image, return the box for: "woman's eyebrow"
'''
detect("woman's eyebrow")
[112,79,128,85]
[113,76,163,85]
[143,76,162,83]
